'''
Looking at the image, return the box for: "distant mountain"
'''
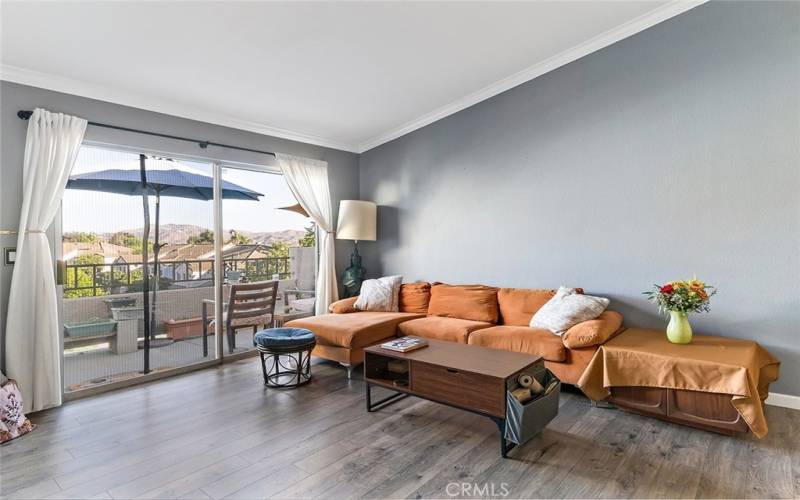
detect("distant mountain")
[98,224,306,246]
[237,229,307,246]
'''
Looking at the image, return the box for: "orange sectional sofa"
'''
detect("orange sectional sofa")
[286,282,623,384]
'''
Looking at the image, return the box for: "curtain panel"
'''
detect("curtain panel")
[5,109,87,412]
[276,153,338,315]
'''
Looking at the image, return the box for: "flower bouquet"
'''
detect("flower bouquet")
[643,278,716,344]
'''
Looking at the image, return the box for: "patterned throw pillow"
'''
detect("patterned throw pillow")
[354,275,403,312]
[530,286,610,335]
[1,379,36,444]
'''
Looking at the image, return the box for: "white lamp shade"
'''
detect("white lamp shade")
[336,200,376,241]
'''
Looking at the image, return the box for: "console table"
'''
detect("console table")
[578,328,780,437]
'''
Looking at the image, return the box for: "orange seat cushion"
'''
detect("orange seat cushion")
[427,284,499,323]
[399,282,431,314]
[497,288,557,326]
[286,312,424,349]
[546,346,598,386]
[398,316,494,344]
[467,325,566,362]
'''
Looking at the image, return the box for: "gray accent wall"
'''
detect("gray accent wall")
[359,2,800,395]
[0,81,359,371]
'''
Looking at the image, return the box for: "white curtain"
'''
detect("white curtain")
[5,109,87,412]
[276,153,338,315]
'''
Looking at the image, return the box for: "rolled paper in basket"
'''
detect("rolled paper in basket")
[529,377,545,395]
[543,379,559,396]
[511,387,532,404]
[517,373,533,388]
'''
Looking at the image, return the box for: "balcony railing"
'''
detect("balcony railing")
[64,257,291,297]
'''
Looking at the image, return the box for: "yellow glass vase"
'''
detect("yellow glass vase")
[666,310,693,344]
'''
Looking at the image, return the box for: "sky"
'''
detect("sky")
[62,146,309,235]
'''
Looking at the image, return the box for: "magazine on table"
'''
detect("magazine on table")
[381,336,428,352]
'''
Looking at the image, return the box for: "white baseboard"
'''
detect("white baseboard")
[765,392,800,410]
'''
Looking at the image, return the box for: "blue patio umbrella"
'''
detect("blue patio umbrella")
[67,164,263,372]
[67,168,263,201]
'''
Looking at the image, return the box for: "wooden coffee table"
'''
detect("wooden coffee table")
[363,338,543,457]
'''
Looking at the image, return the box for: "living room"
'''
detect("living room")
[1,1,798,499]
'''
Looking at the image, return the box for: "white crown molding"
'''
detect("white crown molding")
[2,1,706,155]
[0,64,360,153]
[357,0,708,153]
[766,392,800,410]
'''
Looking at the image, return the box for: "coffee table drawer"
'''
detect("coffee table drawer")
[411,361,505,417]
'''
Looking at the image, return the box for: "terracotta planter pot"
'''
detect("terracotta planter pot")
[164,317,205,341]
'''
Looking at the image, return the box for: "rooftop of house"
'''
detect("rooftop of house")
[63,241,136,262]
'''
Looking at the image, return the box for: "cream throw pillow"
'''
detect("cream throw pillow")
[530,286,610,335]
[354,275,403,312]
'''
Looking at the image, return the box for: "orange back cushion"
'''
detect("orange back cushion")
[427,284,499,323]
[498,288,557,326]
[497,287,585,325]
[399,282,431,314]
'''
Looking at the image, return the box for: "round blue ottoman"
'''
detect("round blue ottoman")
[253,328,316,388]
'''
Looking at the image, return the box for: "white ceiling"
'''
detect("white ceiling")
[0,1,703,153]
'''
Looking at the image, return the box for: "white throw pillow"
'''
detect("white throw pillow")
[354,275,403,312]
[530,286,610,335]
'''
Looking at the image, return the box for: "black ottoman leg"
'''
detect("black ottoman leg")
[259,351,268,385]
[296,350,303,386]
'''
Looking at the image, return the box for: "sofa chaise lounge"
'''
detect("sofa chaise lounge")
[286,282,623,384]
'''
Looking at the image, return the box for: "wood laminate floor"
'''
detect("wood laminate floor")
[1,358,798,499]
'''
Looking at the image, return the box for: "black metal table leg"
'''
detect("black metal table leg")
[492,417,516,458]
[365,383,409,412]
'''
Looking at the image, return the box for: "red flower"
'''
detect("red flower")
[660,284,674,294]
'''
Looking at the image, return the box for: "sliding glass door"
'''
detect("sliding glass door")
[60,147,218,393]
[218,165,317,355]
[59,145,316,396]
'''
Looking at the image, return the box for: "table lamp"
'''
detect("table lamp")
[336,200,376,297]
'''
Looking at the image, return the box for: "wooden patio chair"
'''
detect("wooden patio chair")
[204,280,279,355]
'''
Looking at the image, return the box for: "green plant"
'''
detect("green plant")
[63,232,99,243]
[228,230,251,245]
[63,254,105,298]
[299,224,315,247]
[266,241,290,259]
[187,229,214,244]
[109,232,150,253]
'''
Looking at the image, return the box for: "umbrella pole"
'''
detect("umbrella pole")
[139,154,151,375]
[149,190,161,342]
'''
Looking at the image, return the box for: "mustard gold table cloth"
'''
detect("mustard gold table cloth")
[577,328,780,438]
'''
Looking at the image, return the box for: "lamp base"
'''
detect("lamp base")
[342,241,366,298]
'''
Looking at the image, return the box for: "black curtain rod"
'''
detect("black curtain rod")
[17,110,277,157]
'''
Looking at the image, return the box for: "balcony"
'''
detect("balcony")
[62,246,315,393]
